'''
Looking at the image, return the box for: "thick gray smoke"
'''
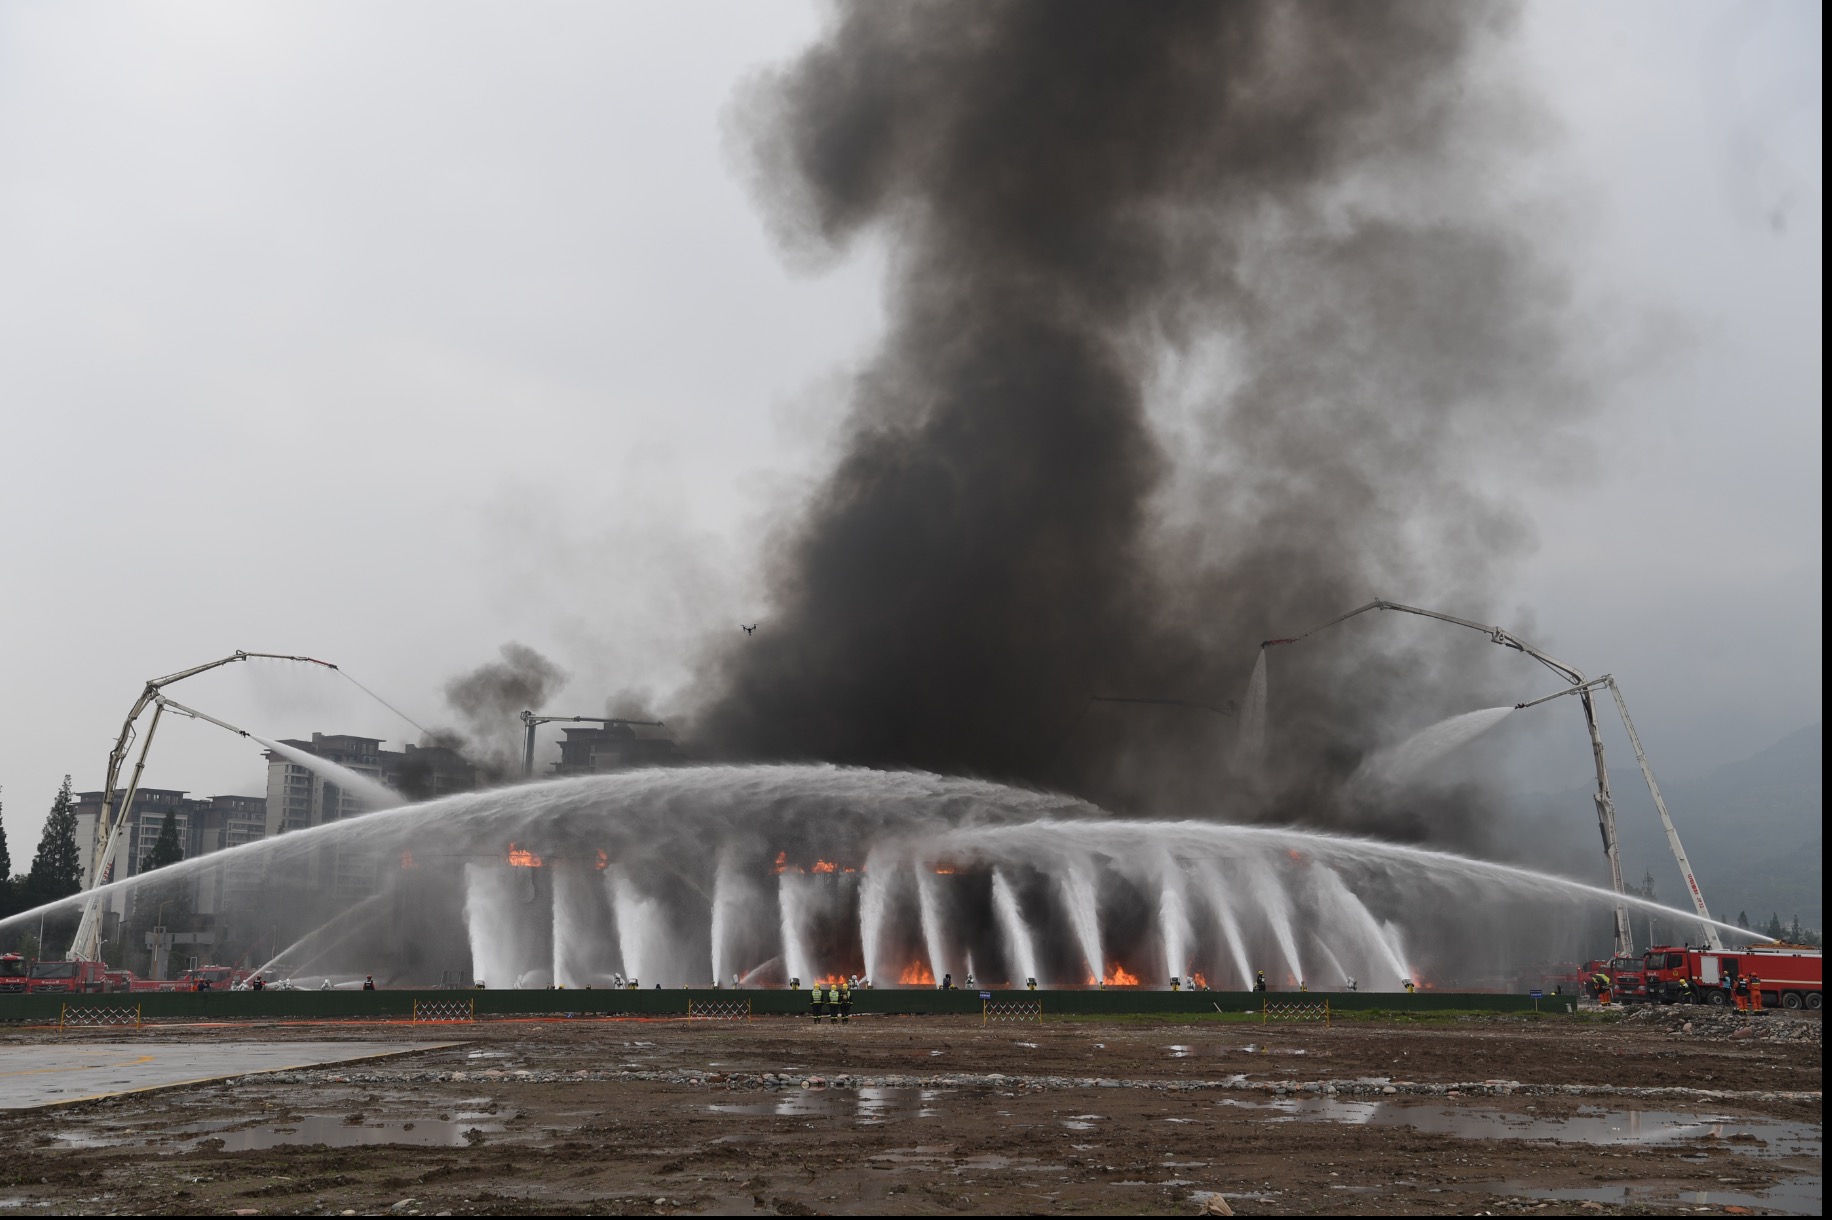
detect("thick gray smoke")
[443,642,568,776]
[694,2,1593,842]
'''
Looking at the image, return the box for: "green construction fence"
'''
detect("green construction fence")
[0,986,1557,1024]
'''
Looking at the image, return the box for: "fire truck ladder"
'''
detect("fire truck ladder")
[1517,675,1721,950]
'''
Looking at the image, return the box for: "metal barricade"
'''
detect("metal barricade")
[412,998,477,1024]
[60,1003,141,1032]
[687,999,752,1021]
[982,999,1044,1025]
[1261,998,1330,1025]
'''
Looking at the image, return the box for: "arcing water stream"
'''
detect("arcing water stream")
[1349,706,1518,792]
[1,763,1753,990]
[251,735,400,809]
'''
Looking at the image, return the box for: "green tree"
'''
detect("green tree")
[0,787,16,924]
[23,776,81,910]
[143,814,183,872]
[1736,910,1750,930]
[1762,912,1785,940]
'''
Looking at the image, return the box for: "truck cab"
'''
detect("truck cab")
[1606,955,1648,1003]
[0,953,28,993]
[25,959,111,994]
[1641,946,1696,1004]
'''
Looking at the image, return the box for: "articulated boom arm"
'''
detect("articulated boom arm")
[1263,600,1635,957]
[1265,600,1588,685]
[70,651,337,962]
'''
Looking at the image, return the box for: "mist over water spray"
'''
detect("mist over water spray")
[990,869,1039,985]
[1059,859,1105,983]
[916,866,950,985]
[4,767,1747,990]
[857,853,892,987]
[1200,861,1254,988]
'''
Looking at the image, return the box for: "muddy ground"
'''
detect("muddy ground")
[0,1010,1820,1216]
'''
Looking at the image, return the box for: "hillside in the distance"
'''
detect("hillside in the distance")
[1509,724,1822,934]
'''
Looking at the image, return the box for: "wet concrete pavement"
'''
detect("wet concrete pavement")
[0,1041,457,1109]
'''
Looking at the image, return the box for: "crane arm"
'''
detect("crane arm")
[93,653,336,870]
[153,696,253,739]
[74,651,339,961]
[1264,599,1586,685]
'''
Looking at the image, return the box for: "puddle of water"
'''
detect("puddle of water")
[194,1116,508,1151]
[56,1113,512,1152]
[1214,1096,1822,1156]
[708,1087,942,1123]
[1496,1178,1823,1217]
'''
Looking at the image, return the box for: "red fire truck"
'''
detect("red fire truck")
[1582,956,1649,1003]
[24,958,115,994]
[173,964,254,991]
[0,952,28,993]
[1642,943,1823,1010]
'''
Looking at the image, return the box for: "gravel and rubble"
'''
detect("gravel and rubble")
[1623,1005,1824,1044]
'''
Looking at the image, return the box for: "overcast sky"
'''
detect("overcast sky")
[0,2,1820,859]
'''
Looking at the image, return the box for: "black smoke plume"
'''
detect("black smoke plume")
[696,2,1593,843]
[443,643,568,777]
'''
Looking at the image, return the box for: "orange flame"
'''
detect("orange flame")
[811,859,838,874]
[594,849,609,871]
[773,851,790,875]
[1189,971,1208,990]
[899,961,936,986]
[1287,848,1304,862]
[507,843,543,868]
[1104,965,1140,987]
[932,867,955,875]
[399,850,415,869]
